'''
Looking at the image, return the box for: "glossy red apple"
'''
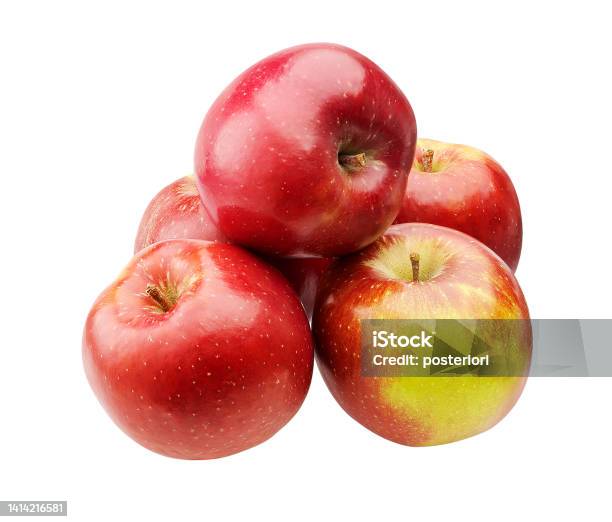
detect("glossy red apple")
[83,239,314,459]
[133,175,332,317]
[395,139,522,270]
[313,223,531,446]
[267,256,334,319]
[195,43,417,258]
[134,176,226,252]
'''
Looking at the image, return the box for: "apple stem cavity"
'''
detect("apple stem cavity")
[409,252,420,282]
[339,152,367,170]
[146,284,173,312]
[421,149,434,172]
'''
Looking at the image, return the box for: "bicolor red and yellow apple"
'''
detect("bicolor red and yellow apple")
[313,223,531,446]
[83,239,314,459]
[395,139,522,270]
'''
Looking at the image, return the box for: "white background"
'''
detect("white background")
[1,1,611,520]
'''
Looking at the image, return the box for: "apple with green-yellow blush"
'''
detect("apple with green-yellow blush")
[313,223,531,446]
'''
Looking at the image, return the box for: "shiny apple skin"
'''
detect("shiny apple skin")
[195,43,417,258]
[268,256,334,320]
[313,223,531,446]
[395,139,522,271]
[134,176,226,253]
[83,240,314,459]
[133,176,332,316]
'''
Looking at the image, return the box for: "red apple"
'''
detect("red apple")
[313,223,531,446]
[395,139,522,270]
[195,43,417,258]
[83,239,314,459]
[134,175,226,252]
[134,175,332,317]
[267,256,334,320]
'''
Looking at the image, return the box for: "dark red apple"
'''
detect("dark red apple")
[267,256,334,319]
[83,239,314,459]
[134,176,226,252]
[313,223,531,446]
[395,139,522,270]
[133,175,332,317]
[195,43,417,258]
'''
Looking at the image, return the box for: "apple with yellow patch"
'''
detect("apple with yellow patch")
[313,223,531,446]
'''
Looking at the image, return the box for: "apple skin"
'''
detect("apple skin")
[312,223,531,446]
[83,239,314,459]
[133,176,332,317]
[267,256,334,320]
[394,139,522,271]
[195,43,417,258]
[134,176,226,252]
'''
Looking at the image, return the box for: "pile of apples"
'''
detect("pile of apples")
[83,43,530,459]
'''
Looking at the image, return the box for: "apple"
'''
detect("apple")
[267,256,334,320]
[312,223,531,446]
[194,43,417,258]
[394,139,522,270]
[133,175,332,317]
[83,239,314,459]
[134,175,226,252]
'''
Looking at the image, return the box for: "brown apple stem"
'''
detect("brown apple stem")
[146,284,172,312]
[410,252,420,282]
[339,152,367,169]
[421,149,434,172]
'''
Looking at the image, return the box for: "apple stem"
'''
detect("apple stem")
[339,152,367,170]
[409,252,420,282]
[421,149,434,172]
[146,284,172,312]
